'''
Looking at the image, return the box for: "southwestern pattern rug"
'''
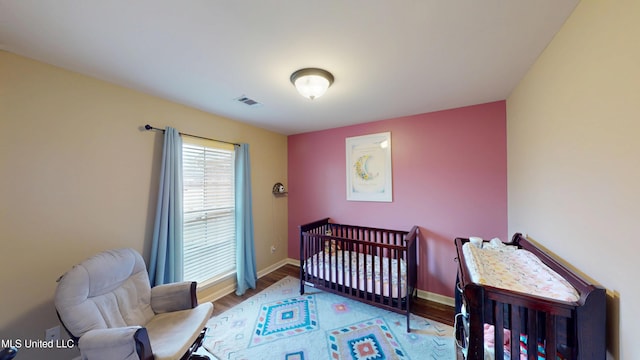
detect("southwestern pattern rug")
[203,276,455,360]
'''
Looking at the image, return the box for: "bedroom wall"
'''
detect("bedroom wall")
[506,1,638,358]
[287,101,507,299]
[0,51,288,360]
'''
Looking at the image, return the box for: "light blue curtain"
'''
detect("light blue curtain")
[149,127,184,286]
[235,143,257,295]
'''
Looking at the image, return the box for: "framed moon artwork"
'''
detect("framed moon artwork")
[345,132,392,202]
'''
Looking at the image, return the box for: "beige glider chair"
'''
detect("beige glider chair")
[55,248,214,360]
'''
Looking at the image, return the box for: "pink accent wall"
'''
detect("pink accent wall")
[287,101,507,298]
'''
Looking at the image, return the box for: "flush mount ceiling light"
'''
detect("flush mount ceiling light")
[290,68,334,100]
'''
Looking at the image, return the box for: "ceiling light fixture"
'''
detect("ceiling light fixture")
[290,68,334,100]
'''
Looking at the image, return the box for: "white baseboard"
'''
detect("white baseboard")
[416,289,455,307]
[284,257,300,267]
[258,257,295,278]
[199,258,455,309]
[198,258,298,304]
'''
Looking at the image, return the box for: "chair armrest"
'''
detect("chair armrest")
[78,326,152,360]
[151,281,198,314]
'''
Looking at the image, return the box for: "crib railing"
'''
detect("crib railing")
[455,235,606,360]
[299,218,418,332]
[463,282,577,359]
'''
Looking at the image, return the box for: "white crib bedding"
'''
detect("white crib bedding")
[462,241,579,302]
[304,250,407,298]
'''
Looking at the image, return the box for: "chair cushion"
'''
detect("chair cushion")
[145,302,213,360]
[55,248,155,337]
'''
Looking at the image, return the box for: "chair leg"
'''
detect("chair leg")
[191,328,207,350]
[188,330,210,360]
[180,328,209,360]
[189,355,210,360]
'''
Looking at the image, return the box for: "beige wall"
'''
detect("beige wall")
[507,1,639,358]
[0,51,288,359]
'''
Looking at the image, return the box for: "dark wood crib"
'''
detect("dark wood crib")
[455,233,606,359]
[299,218,418,332]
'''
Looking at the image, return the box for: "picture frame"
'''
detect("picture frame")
[346,132,392,202]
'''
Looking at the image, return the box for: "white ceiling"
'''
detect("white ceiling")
[0,1,578,135]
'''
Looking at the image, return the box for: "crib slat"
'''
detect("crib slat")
[328,236,333,289]
[307,234,311,284]
[567,316,577,359]
[347,232,352,295]
[340,237,346,294]
[511,305,522,359]
[370,231,375,302]
[376,244,383,304]
[355,238,361,298]
[396,240,401,309]
[385,245,391,305]
[546,313,557,360]
[363,241,369,298]
[527,310,537,360]
[494,301,504,360]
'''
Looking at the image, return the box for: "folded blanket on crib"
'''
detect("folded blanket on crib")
[462,241,580,302]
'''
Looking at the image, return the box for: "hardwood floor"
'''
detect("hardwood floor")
[210,264,455,326]
[209,264,464,359]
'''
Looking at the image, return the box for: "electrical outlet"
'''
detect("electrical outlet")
[45,325,60,341]
[270,245,276,254]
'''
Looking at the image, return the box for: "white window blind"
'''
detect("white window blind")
[182,138,236,286]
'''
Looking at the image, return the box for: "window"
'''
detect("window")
[182,138,235,286]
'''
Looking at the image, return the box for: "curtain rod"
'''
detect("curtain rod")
[144,124,239,146]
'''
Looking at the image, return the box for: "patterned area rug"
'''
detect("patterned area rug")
[204,276,455,360]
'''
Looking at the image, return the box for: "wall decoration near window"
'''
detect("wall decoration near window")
[272,182,287,195]
[346,132,392,202]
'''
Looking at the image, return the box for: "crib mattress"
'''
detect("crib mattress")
[462,242,579,302]
[305,250,407,298]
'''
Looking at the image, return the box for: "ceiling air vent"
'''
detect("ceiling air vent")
[235,95,262,107]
